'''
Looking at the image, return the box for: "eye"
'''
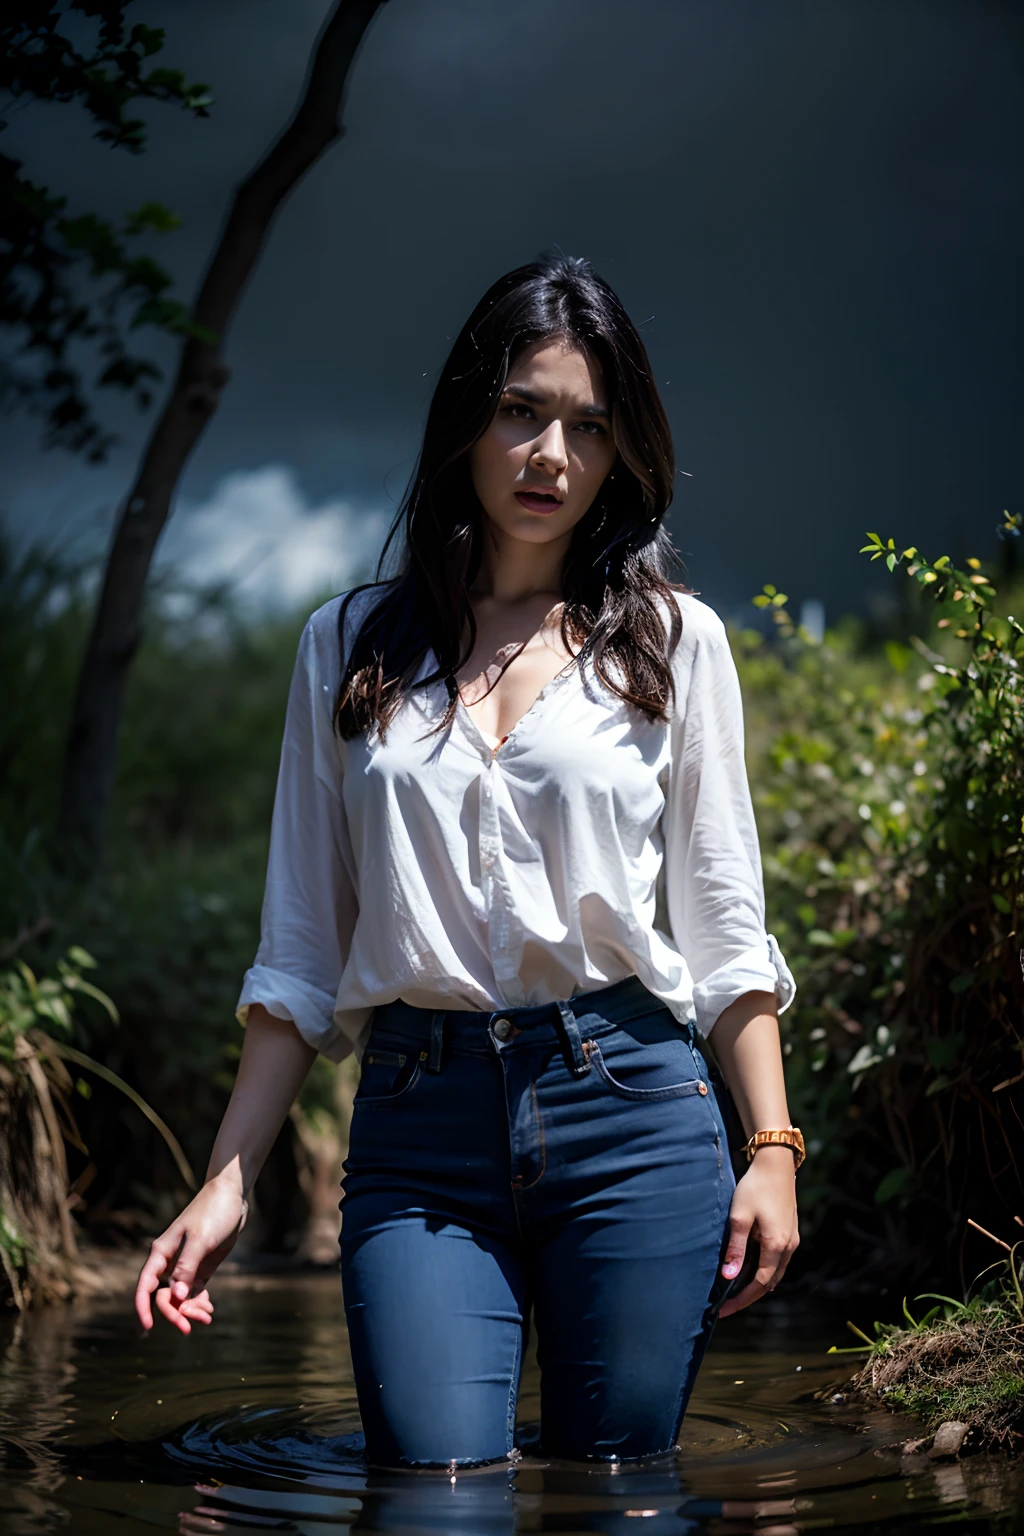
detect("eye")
[574,420,608,436]
[501,402,534,420]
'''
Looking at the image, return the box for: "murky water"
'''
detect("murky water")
[0,1272,1020,1534]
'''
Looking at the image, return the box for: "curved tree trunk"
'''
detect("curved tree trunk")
[57,0,387,865]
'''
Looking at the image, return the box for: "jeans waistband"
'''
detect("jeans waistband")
[370,974,692,1081]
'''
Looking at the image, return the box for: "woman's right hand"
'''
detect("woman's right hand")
[134,1170,248,1335]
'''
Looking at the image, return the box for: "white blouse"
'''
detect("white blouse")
[237,588,796,1063]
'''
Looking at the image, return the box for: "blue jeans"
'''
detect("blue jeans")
[339,976,735,1468]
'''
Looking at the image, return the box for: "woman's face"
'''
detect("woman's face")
[469,336,617,550]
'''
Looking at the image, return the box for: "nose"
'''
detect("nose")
[530,418,568,474]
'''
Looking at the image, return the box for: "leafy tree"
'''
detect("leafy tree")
[1,2,213,460]
[57,0,387,865]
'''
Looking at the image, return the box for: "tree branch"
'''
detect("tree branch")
[57,0,386,863]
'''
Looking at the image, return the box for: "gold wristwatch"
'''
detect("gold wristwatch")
[744,1126,806,1170]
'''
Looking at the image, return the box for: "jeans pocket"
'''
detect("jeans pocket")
[583,1035,709,1102]
[354,1044,425,1105]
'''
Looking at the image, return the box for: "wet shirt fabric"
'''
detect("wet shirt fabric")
[236,588,796,1062]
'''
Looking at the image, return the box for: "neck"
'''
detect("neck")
[471,522,570,604]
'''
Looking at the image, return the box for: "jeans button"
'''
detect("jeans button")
[698,1081,708,1096]
[493,1017,512,1041]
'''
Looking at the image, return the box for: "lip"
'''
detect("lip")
[514,487,564,514]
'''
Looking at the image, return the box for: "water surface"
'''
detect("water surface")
[1,1271,1020,1533]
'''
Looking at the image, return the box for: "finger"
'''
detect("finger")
[135,1234,182,1330]
[180,1294,215,1323]
[181,1290,214,1313]
[769,1231,800,1292]
[720,1236,789,1316]
[718,1274,766,1317]
[718,1274,770,1318]
[756,1239,788,1291]
[168,1235,211,1305]
[180,1301,213,1326]
[721,1214,752,1282]
[155,1286,194,1335]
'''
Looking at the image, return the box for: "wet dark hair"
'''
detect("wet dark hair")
[335,253,691,741]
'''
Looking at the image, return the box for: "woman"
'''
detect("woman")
[135,254,802,1470]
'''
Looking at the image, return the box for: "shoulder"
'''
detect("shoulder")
[298,584,393,680]
[659,591,740,726]
[661,589,730,657]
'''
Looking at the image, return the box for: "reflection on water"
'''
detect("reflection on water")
[1,1272,1021,1534]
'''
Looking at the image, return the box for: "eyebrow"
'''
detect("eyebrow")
[501,383,609,420]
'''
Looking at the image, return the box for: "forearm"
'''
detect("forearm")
[710,990,792,1137]
[712,990,800,1312]
[206,1004,318,1196]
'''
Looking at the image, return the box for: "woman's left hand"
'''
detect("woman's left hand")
[717,1145,799,1317]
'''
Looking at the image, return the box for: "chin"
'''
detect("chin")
[513,518,569,542]
[485,506,568,542]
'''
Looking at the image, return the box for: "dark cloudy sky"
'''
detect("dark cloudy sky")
[2,0,1021,625]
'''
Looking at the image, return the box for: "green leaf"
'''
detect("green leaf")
[884,641,911,674]
[64,975,120,1024]
[992,893,1012,914]
[848,1043,883,1074]
[875,1167,913,1204]
[915,1293,969,1316]
[124,201,181,235]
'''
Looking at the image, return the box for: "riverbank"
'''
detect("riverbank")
[841,1308,1024,1455]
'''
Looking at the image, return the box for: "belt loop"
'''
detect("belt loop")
[687,1018,709,1083]
[555,1000,591,1078]
[427,1011,446,1074]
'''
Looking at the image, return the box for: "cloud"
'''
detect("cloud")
[161,465,390,610]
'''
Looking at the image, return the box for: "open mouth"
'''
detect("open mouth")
[514,490,563,514]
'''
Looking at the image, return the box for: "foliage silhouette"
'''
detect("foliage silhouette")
[1,2,213,458]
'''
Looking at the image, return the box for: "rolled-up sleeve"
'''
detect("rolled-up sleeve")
[663,604,796,1037]
[236,601,363,1062]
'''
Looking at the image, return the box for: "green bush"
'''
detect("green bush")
[0,536,340,1229]
[737,516,1024,1285]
